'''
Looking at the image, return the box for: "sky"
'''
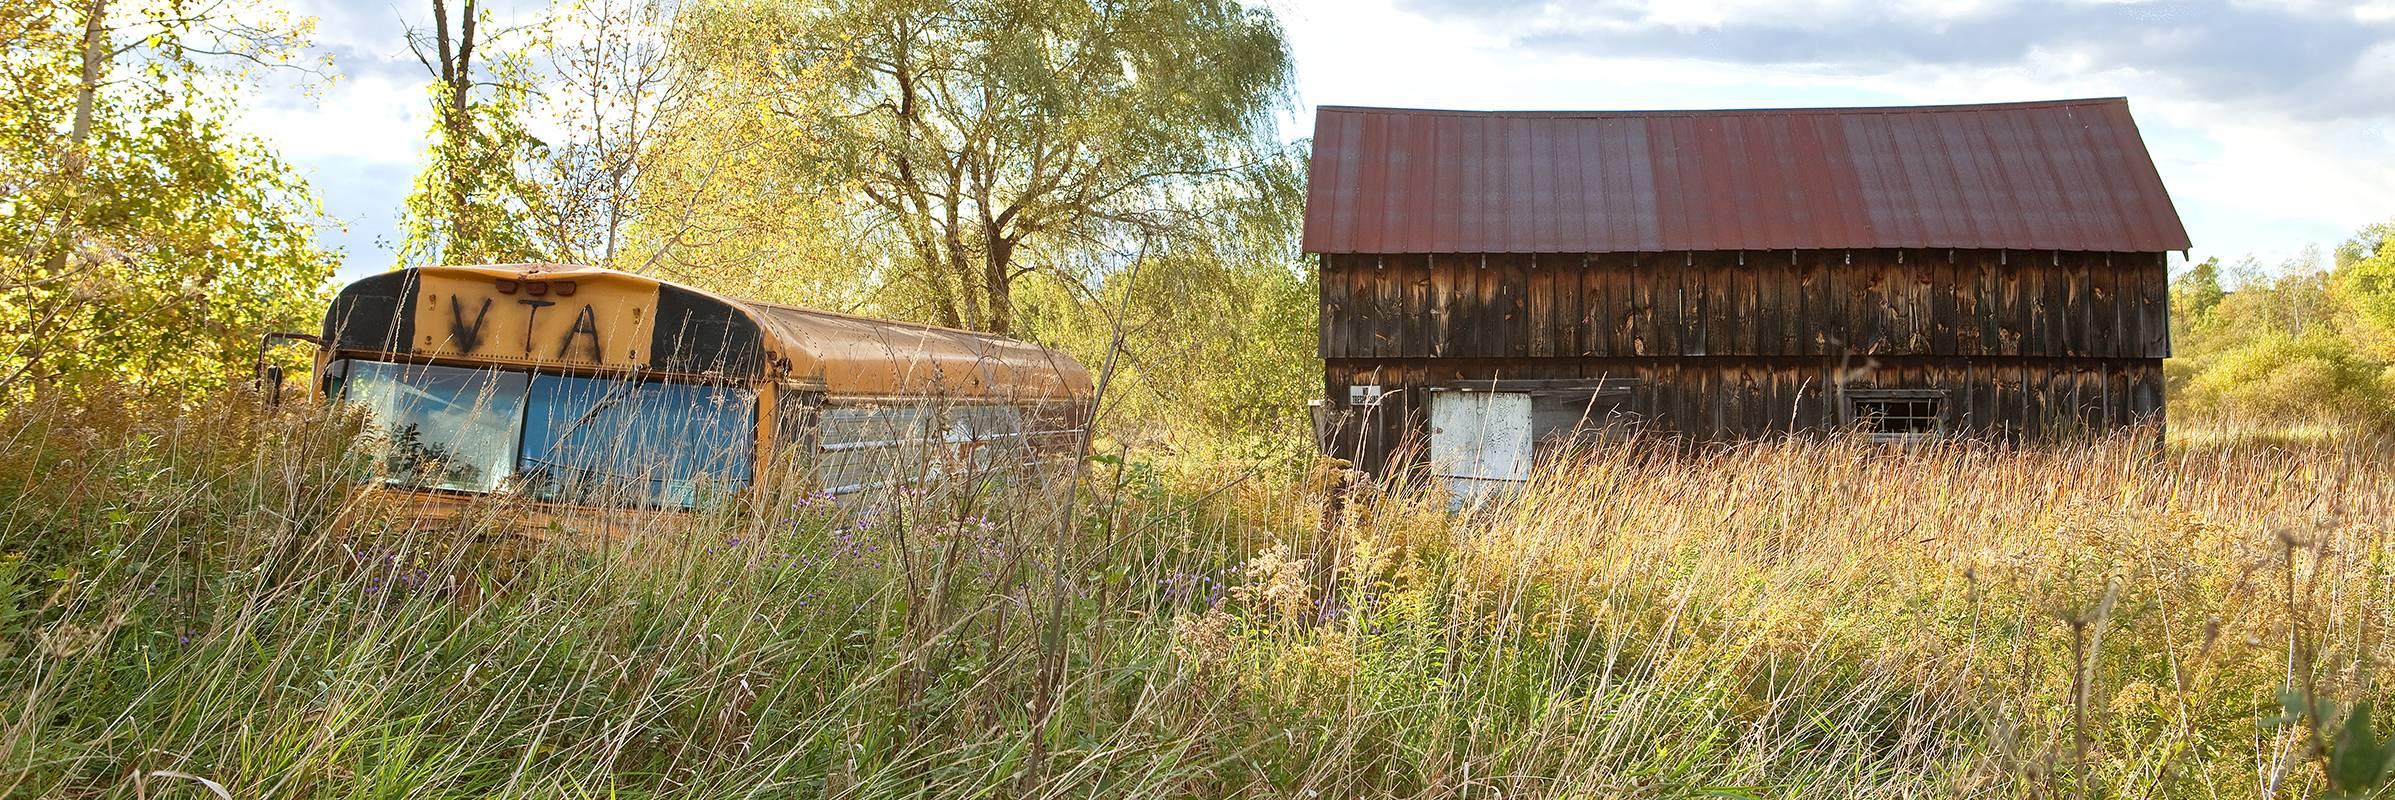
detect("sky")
[250,0,2395,282]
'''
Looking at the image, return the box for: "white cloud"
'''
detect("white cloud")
[241,74,427,162]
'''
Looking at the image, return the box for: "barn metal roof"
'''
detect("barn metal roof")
[1301,98,2191,254]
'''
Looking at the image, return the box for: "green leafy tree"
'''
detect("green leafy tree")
[1029,146,1317,447]
[673,0,1295,335]
[554,0,867,306]
[2332,220,2395,360]
[2170,257,2225,324]
[397,0,549,267]
[0,0,336,399]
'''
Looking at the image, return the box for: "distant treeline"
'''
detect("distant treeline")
[2170,221,2395,432]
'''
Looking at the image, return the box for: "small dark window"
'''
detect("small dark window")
[775,387,821,448]
[1845,390,1946,442]
[1532,390,1633,448]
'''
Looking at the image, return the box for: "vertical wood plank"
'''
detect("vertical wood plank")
[1848,253,1880,357]
[1654,255,1680,357]
[1609,254,1635,356]
[2013,252,2035,358]
[1779,253,1802,356]
[1584,255,1609,356]
[1527,255,1556,357]
[1954,253,1981,355]
[1931,251,1959,355]
[1319,255,1341,359]
[1402,256,1430,358]
[2107,361,2131,433]
[1468,255,1495,357]
[1373,256,1402,357]
[1992,252,2011,356]
[1676,253,1701,356]
[2093,255,2115,360]
[2043,253,2069,358]
[1735,254,1762,356]
[1429,254,1459,358]
[1360,257,1379,356]
[1703,254,1729,357]
[1556,254,1583,357]
[1506,254,1531,358]
[2067,253,2092,358]
[2155,255,2174,356]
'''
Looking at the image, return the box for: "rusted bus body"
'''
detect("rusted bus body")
[313,264,1093,541]
[1317,248,2171,475]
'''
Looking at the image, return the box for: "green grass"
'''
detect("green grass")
[2,395,2391,798]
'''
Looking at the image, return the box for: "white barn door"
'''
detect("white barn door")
[1429,391,1532,502]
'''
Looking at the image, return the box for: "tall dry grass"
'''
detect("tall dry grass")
[0,393,2389,798]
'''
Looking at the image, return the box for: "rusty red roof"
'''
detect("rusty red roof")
[1302,98,2190,255]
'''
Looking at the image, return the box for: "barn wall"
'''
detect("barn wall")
[1321,356,2166,474]
[1318,250,2171,362]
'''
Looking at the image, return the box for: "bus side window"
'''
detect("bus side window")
[953,405,1024,470]
[817,404,926,496]
[775,387,821,451]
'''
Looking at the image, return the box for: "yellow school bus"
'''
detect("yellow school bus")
[299,263,1093,541]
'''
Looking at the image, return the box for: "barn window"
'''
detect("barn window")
[1531,389,1634,448]
[1843,389,1947,442]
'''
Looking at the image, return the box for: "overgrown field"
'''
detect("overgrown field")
[3,396,2391,798]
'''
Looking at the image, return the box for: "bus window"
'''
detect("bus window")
[774,388,820,451]
[518,374,756,509]
[816,405,927,495]
[336,360,528,494]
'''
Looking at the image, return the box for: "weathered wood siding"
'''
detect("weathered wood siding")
[1318,249,2170,473]
[1320,250,2168,361]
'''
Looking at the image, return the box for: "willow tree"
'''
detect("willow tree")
[681,0,1293,335]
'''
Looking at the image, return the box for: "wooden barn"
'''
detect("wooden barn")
[1303,98,2190,485]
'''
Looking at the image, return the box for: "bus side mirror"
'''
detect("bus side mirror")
[254,331,324,408]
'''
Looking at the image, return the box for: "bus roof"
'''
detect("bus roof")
[321,264,1093,402]
[736,296,1093,401]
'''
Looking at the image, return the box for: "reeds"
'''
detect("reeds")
[0,393,2388,798]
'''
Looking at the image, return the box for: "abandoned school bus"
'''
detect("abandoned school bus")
[302,263,1093,539]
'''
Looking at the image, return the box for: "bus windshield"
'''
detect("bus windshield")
[330,359,755,509]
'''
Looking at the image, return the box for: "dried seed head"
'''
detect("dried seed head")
[2274,527,2310,549]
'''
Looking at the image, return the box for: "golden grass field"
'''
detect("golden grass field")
[2,396,2390,798]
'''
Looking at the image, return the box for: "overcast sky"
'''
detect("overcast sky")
[251,0,2395,281]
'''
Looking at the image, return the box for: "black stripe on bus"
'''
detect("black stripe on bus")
[651,283,765,378]
[323,268,419,353]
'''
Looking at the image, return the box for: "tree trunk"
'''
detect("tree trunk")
[69,0,106,163]
[429,0,478,259]
[48,0,109,273]
[983,232,1015,336]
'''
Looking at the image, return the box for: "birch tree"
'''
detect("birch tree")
[0,0,334,397]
